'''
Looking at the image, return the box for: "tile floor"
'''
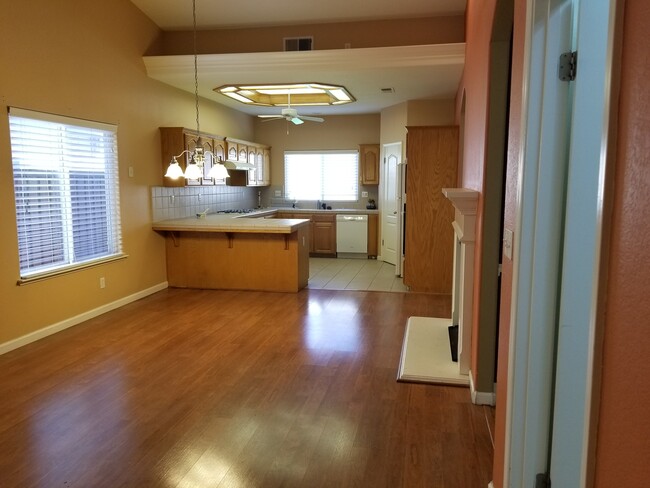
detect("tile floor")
[308,257,410,292]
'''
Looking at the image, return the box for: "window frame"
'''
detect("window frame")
[9,107,125,284]
[283,150,359,202]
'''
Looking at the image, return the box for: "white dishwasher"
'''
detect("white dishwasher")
[336,214,368,258]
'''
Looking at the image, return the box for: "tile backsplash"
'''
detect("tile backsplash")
[151,186,258,221]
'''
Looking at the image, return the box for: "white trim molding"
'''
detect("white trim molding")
[0,282,168,356]
[470,369,496,406]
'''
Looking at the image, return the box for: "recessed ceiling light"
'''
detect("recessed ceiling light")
[215,83,355,107]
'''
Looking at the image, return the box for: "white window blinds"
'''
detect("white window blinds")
[9,108,123,281]
[284,150,359,201]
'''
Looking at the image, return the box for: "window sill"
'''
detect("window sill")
[17,254,128,286]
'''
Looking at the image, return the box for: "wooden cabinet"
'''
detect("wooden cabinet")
[159,127,227,187]
[360,144,380,185]
[274,212,336,256]
[367,213,379,258]
[311,214,336,256]
[403,126,458,293]
[246,145,271,187]
[160,128,271,188]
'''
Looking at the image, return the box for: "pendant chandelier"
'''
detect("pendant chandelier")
[165,0,229,181]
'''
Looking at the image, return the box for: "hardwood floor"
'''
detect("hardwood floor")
[0,288,493,487]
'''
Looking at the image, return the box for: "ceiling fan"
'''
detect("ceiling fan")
[257,92,324,125]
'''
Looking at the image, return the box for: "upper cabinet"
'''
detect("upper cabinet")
[159,127,271,187]
[247,145,271,187]
[160,127,227,187]
[360,144,380,185]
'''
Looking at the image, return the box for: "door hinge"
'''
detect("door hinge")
[558,51,578,81]
[535,473,551,488]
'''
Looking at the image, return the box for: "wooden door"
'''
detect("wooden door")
[403,126,458,293]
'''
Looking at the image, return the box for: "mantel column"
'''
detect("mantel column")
[442,188,479,375]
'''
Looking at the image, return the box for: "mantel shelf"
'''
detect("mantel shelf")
[442,188,479,215]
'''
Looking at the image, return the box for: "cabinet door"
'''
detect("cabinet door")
[183,131,202,186]
[367,214,379,258]
[360,144,380,185]
[247,146,257,185]
[262,148,271,186]
[311,214,336,255]
[212,139,227,185]
[226,141,238,161]
[159,127,186,187]
[238,145,248,162]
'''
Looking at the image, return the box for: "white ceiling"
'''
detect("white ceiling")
[133,0,467,117]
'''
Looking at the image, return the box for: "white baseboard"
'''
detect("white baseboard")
[0,282,168,356]
[469,369,497,406]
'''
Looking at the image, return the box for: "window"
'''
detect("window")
[9,108,123,282]
[284,150,359,201]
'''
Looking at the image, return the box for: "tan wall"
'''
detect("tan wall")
[155,16,465,55]
[380,100,456,160]
[254,114,380,206]
[0,0,254,347]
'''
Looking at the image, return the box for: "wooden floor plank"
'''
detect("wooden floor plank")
[0,288,492,487]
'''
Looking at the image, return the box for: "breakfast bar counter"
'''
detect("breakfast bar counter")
[153,214,310,292]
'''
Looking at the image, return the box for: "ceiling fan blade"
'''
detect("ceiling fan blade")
[299,115,325,123]
[290,117,304,125]
[258,115,284,123]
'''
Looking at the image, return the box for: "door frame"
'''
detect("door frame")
[503,0,619,486]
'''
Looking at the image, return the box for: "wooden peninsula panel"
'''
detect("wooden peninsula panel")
[164,226,309,292]
[153,215,310,292]
[404,126,458,293]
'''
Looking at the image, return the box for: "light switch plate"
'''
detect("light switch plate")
[361,191,369,197]
[503,228,514,260]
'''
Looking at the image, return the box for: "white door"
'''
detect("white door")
[506,0,616,486]
[380,143,401,269]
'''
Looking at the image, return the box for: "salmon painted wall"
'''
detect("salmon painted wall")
[455,0,497,392]
[594,0,650,485]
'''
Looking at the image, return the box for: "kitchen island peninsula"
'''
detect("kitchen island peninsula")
[152,212,310,292]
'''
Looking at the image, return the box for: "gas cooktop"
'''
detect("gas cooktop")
[216,208,258,214]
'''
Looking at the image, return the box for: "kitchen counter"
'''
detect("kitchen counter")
[152,213,309,234]
[153,212,310,293]
[272,207,379,215]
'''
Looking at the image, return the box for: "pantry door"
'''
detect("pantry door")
[380,143,401,270]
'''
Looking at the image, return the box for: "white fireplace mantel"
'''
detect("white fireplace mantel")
[443,188,479,243]
[443,188,479,379]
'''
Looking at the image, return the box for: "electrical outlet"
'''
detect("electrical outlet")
[99,277,106,289]
[128,166,134,177]
[361,191,369,198]
[274,190,282,197]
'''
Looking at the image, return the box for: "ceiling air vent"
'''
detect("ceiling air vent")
[284,37,313,52]
[381,87,395,93]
